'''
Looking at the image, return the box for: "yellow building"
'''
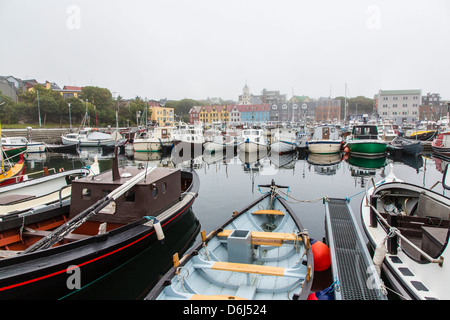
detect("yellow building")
[150,106,174,126]
[198,105,231,124]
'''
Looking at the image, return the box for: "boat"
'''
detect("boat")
[203,134,236,154]
[61,128,118,147]
[307,125,342,154]
[45,143,79,154]
[0,155,200,299]
[1,137,45,153]
[133,127,175,153]
[403,121,438,141]
[0,157,99,217]
[378,124,398,142]
[172,123,205,147]
[388,136,423,156]
[146,180,314,300]
[345,124,387,158]
[0,154,25,187]
[270,127,298,154]
[360,165,450,299]
[237,128,268,154]
[431,131,450,156]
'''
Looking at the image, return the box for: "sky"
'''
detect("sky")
[1,0,449,102]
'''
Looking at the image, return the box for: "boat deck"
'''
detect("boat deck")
[324,198,387,300]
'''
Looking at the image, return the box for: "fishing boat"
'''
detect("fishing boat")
[1,136,45,153]
[146,180,314,300]
[0,154,200,299]
[388,136,423,156]
[270,127,298,154]
[61,128,118,147]
[378,123,398,142]
[133,126,175,153]
[237,128,268,154]
[0,157,99,217]
[345,124,387,158]
[361,165,450,299]
[307,125,342,154]
[431,131,450,156]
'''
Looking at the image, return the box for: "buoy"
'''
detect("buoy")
[307,280,338,300]
[311,239,331,272]
[373,238,387,276]
[344,147,349,153]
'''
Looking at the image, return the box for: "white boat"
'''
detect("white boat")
[204,135,236,153]
[361,165,450,300]
[0,156,99,217]
[172,124,205,147]
[307,125,342,154]
[237,128,268,154]
[61,128,118,147]
[378,124,397,142]
[133,127,174,152]
[270,127,298,154]
[1,137,45,153]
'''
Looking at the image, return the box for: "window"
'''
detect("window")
[393,104,397,108]
[82,188,91,200]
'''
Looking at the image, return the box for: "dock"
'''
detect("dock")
[324,198,387,300]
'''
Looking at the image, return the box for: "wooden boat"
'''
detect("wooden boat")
[0,157,99,217]
[61,128,117,147]
[388,136,423,156]
[361,165,450,299]
[0,154,25,187]
[146,180,314,300]
[0,153,200,299]
[307,125,342,154]
[345,125,387,158]
[431,131,450,156]
[45,143,79,154]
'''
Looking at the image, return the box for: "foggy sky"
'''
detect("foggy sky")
[1,0,449,101]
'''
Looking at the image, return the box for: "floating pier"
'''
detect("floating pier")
[324,198,387,300]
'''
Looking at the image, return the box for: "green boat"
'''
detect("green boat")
[345,124,387,158]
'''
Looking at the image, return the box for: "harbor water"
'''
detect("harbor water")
[21,146,449,299]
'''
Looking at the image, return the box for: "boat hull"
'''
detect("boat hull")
[237,141,267,154]
[270,141,297,154]
[347,140,387,157]
[307,140,342,154]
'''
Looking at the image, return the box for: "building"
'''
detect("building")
[189,106,202,124]
[58,86,83,99]
[0,76,21,102]
[149,106,174,126]
[315,98,341,122]
[198,105,232,124]
[260,88,286,105]
[420,93,445,121]
[240,104,270,124]
[376,89,421,124]
[238,84,251,105]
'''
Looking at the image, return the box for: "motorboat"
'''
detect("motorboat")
[345,125,387,158]
[133,127,175,153]
[270,127,298,154]
[237,128,268,154]
[1,137,45,153]
[307,125,342,154]
[361,165,450,299]
[61,128,119,147]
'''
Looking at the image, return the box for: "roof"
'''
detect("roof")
[63,86,82,91]
[379,89,421,95]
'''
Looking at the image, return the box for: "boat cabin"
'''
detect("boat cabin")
[352,125,379,139]
[70,166,182,225]
[312,125,339,140]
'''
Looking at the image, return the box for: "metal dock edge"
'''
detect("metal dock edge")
[324,198,387,300]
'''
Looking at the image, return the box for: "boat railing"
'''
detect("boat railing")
[365,177,444,267]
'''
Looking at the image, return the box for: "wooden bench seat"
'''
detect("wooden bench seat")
[252,209,284,215]
[217,229,298,246]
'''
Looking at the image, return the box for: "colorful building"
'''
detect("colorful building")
[149,106,174,126]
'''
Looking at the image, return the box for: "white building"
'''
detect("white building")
[377,89,421,124]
